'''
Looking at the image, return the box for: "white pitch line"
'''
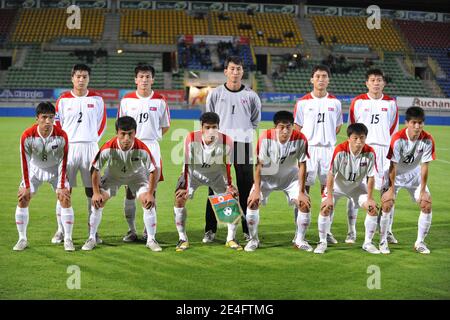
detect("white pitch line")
[436,159,450,165]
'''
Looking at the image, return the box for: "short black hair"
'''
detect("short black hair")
[200,112,220,126]
[71,64,91,77]
[115,116,137,132]
[36,101,55,116]
[135,64,155,78]
[224,56,244,69]
[347,123,368,137]
[405,106,425,122]
[273,110,294,125]
[366,68,385,81]
[311,64,331,78]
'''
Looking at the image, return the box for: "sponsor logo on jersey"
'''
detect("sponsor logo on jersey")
[381,108,388,111]
[360,162,368,167]
[88,104,94,108]
[418,148,424,153]
[52,145,58,149]
[328,107,334,111]
[241,99,249,105]
[149,107,157,111]
[131,157,140,161]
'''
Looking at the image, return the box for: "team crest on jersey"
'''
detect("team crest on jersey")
[87,104,94,108]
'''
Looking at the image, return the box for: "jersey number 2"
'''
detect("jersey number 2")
[77,112,83,123]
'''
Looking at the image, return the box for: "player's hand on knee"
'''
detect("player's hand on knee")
[321,197,333,213]
[175,189,188,200]
[419,192,432,212]
[18,187,31,203]
[366,199,379,215]
[381,188,395,205]
[297,192,311,210]
[56,188,71,202]
[141,192,155,209]
[91,193,104,209]
[247,190,260,209]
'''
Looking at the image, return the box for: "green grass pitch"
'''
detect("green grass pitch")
[0,117,449,299]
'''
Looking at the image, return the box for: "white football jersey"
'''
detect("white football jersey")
[331,141,377,191]
[294,92,343,147]
[20,124,69,189]
[349,93,398,147]
[118,91,171,142]
[257,128,308,180]
[183,131,233,186]
[55,90,106,143]
[387,128,436,175]
[91,137,156,180]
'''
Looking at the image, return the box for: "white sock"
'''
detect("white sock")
[329,210,334,234]
[61,207,74,240]
[15,206,29,241]
[174,207,187,241]
[388,205,395,233]
[56,200,63,233]
[227,223,238,242]
[347,200,358,235]
[295,211,311,244]
[379,211,390,243]
[124,198,136,233]
[143,207,157,241]
[318,214,330,243]
[364,214,378,244]
[417,211,432,243]
[89,206,103,239]
[246,208,260,241]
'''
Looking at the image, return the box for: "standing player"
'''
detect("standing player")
[54,64,106,244]
[118,64,170,242]
[294,65,343,244]
[314,123,381,254]
[245,111,311,252]
[13,102,75,252]
[81,116,160,251]
[381,107,435,254]
[203,56,261,243]
[173,112,241,252]
[348,68,398,244]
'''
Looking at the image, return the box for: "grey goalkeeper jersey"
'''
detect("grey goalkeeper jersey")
[206,84,261,143]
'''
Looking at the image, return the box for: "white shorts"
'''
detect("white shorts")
[143,140,163,182]
[384,170,430,203]
[20,165,70,195]
[323,183,368,209]
[100,172,150,198]
[252,176,300,207]
[306,145,333,186]
[184,172,228,199]
[371,144,389,190]
[67,142,98,188]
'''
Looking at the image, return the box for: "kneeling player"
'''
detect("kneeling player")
[245,111,311,252]
[381,107,435,254]
[82,116,160,251]
[13,102,75,252]
[173,112,240,251]
[315,123,381,254]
